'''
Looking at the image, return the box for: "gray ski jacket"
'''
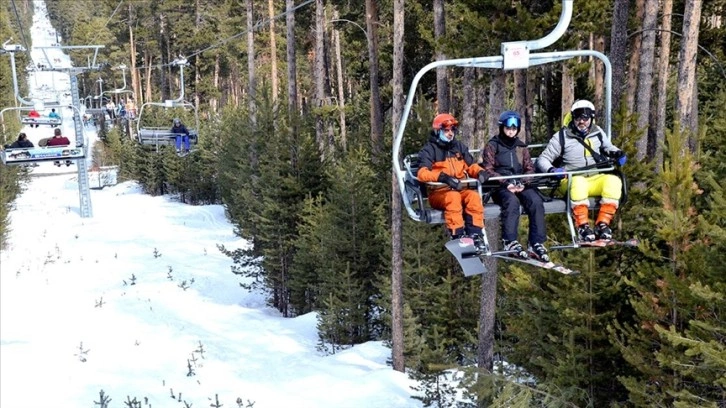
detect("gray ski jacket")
[535,125,620,173]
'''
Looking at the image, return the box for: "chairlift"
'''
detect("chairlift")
[1,105,85,166]
[392,0,630,275]
[135,58,199,152]
[101,65,136,117]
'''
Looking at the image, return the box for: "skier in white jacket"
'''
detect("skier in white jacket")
[535,100,627,242]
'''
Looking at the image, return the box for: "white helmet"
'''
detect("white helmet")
[571,100,595,119]
[570,100,595,136]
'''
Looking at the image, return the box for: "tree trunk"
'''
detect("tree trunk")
[128,4,140,108]
[211,55,220,113]
[488,72,506,137]
[313,0,327,157]
[526,69,536,144]
[158,12,169,101]
[610,0,630,124]
[478,71,505,371]
[654,0,673,169]
[433,0,449,114]
[474,71,488,149]
[590,33,605,110]
[561,63,574,124]
[332,9,347,152]
[194,0,202,112]
[634,0,658,160]
[478,222,500,371]
[675,0,702,150]
[390,0,405,374]
[625,0,645,113]
[268,0,279,103]
[365,0,383,158]
[460,67,476,147]
[286,0,298,123]
[246,0,256,125]
[144,51,152,103]
[514,70,529,143]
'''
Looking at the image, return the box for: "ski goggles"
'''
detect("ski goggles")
[503,117,520,128]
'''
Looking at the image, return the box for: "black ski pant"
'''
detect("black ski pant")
[492,186,546,245]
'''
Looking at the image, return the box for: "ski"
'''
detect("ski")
[576,238,639,248]
[445,237,580,276]
[492,254,580,276]
[551,238,640,251]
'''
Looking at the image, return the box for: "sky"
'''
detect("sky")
[0,2,423,407]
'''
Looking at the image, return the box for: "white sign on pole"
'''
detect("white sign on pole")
[501,42,530,70]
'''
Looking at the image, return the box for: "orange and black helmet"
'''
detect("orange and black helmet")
[432,113,458,131]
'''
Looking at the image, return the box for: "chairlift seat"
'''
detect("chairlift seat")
[21,116,62,127]
[137,127,199,146]
[403,153,607,223]
[1,145,84,165]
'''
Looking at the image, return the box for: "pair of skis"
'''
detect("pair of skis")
[445,237,639,277]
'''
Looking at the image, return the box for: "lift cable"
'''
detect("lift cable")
[90,0,125,46]
[9,0,31,54]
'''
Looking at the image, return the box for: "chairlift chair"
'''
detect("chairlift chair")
[135,58,199,152]
[392,0,628,266]
[1,105,86,166]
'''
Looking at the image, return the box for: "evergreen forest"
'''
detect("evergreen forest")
[1,0,724,406]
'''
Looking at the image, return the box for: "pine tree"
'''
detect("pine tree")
[610,123,726,406]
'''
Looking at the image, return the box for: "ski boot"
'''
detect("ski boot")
[577,224,596,242]
[528,242,550,263]
[503,240,528,258]
[595,223,613,240]
[470,234,488,254]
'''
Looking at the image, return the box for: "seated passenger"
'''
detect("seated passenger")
[28,109,41,118]
[48,108,61,119]
[171,118,190,154]
[481,111,549,261]
[8,133,34,149]
[416,113,489,247]
[535,100,627,242]
[46,128,71,146]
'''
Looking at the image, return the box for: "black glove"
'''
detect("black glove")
[438,173,463,191]
[606,150,625,159]
[477,171,490,184]
[606,150,627,166]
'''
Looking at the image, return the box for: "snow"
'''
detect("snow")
[0,2,422,407]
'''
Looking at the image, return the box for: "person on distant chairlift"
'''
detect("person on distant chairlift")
[47,128,71,146]
[416,113,490,249]
[117,99,126,118]
[171,118,190,155]
[48,108,60,119]
[7,133,34,149]
[47,128,73,167]
[481,110,550,262]
[27,109,41,128]
[125,98,137,119]
[106,100,116,119]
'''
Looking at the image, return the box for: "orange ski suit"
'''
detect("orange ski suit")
[417,134,485,236]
